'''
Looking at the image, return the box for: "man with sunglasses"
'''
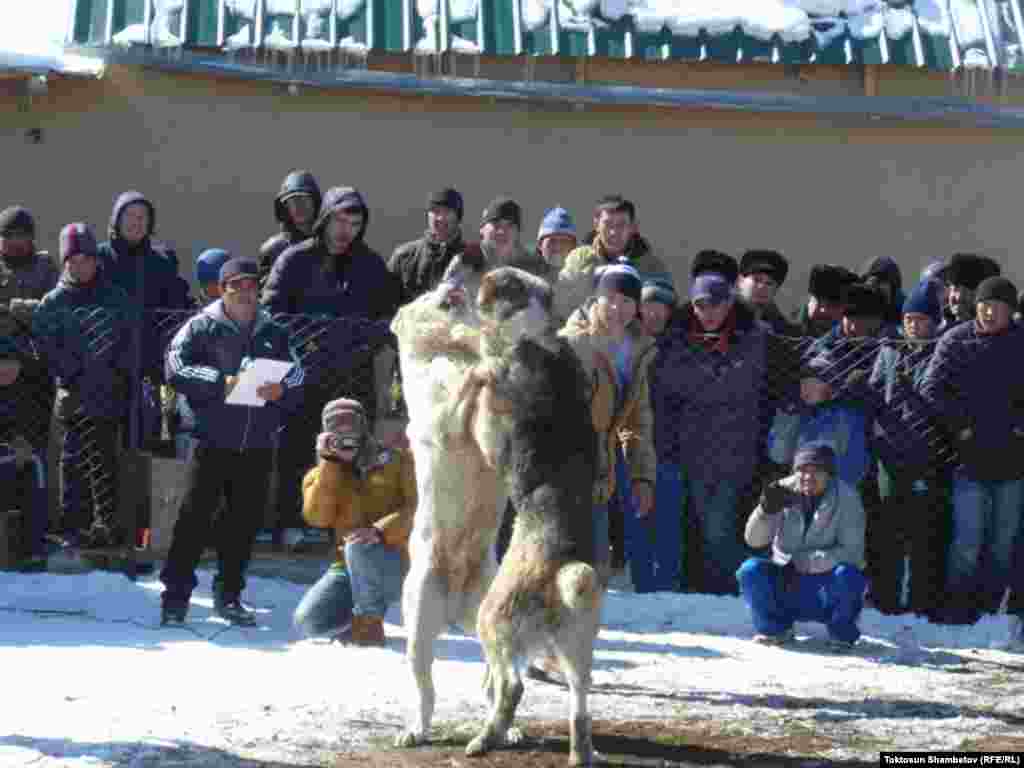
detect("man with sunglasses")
[160,258,305,626]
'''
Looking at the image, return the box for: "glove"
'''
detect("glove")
[844,368,869,391]
[777,561,800,594]
[759,479,789,516]
[316,432,343,461]
[10,434,33,468]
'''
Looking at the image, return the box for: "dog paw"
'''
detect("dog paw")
[395,730,424,748]
[465,733,492,757]
[568,747,602,767]
[504,726,524,745]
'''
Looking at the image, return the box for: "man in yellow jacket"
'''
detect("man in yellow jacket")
[293,398,416,646]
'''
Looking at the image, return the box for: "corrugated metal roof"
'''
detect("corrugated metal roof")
[66,0,1024,71]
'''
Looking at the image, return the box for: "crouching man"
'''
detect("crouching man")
[736,442,867,649]
[160,258,304,626]
[293,398,415,647]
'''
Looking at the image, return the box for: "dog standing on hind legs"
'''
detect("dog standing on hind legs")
[390,267,603,766]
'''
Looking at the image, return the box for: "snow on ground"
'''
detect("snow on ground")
[3,567,1024,767]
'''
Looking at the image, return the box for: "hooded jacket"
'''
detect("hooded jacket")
[261,186,398,319]
[652,300,768,486]
[861,256,906,327]
[558,303,657,503]
[745,475,866,574]
[165,301,305,451]
[34,271,131,422]
[258,171,323,287]
[920,318,1024,482]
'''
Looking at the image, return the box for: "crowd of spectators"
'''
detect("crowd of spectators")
[2,176,1023,645]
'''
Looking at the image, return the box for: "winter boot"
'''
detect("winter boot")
[161,597,189,626]
[213,588,257,626]
[351,615,386,647]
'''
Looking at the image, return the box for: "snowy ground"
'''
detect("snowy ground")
[3,566,1024,767]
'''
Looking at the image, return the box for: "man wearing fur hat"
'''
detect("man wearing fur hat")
[293,398,416,646]
[388,188,479,307]
[938,253,1001,333]
[921,274,1024,625]
[258,170,322,288]
[738,442,867,648]
[161,258,305,626]
[736,249,800,337]
[34,223,131,550]
[793,264,860,338]
[654,250,768,595]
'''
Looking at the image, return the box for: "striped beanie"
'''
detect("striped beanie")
[322,398,366,435]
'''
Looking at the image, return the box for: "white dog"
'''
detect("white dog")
[392,268,602,767]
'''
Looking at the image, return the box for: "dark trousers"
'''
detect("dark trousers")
[160,443,272,603]
[876,468,950,616]
[59,416,120,535]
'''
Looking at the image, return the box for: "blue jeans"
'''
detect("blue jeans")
[736,557,867,644]
[688,477,744,595]
[0,446,48,558]
[948,474,1024,611]
[621,458,684,592]
[293,540,404,638]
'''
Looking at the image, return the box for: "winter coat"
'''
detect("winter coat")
[920,319,1024,482]
[748,299,802,337]
[302,447,417,566]
[0,324,48,439]
[0,251,59,307]
[558,235,672,320]
[262,187,397,319]
[652,300,768,487]
[794,327,887,487]
[559,304,657,503]
[388,231,475,306]
[34,273,131,423]
[165,301,304,451]
[745,475,866,573]
[866,337,950,478]
[259,171,323,287]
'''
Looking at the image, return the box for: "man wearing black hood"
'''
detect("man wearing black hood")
[388,187,476,306]
[35,223,131,549]
[263,186,399,549]
[860,256,906,327]
[258,170,322,288]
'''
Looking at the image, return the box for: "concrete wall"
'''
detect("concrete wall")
[2,64,1022,313]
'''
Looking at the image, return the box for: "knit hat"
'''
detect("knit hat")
[808,264,859,303]
[691,272,733,304]
[841,283,886,318]
[59,222,98,262]
[944,253,1000,291]
[793,441,836,475]
[427,187,464,221]
[195,248,232,285]
[975,276,1018,308]
[219,258,259,284]
[481,197,522,229]
[322,398,366,437]
[641,277,676,306]
[595,263,642,305]
[902,279,941,325]
[740,249,789,286]
[0,206,35,238]
[691,249,738,284]
[537,207,577,243]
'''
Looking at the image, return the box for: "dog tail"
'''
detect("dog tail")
[556,561,603,615]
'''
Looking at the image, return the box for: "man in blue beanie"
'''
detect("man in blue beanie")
[853,279,952,616]
[737,441,867,648]
[535,206,577,273]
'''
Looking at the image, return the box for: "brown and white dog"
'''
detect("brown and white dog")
[391,267,603,766]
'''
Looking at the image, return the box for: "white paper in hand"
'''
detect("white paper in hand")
[226,358,295,407]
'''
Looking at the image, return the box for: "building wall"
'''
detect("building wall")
[1,64,1022,312]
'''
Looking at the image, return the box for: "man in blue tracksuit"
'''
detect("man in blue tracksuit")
[160,259,304,626]
[34,223,131,549]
